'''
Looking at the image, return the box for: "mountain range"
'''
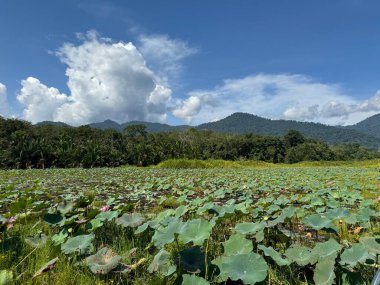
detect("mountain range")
[36,112,380,149]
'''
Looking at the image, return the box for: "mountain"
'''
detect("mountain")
[346,113,380,139]
[88,119,190,133]
[197,113,380,149]
[36,121,71,127]
[35,112,380,149]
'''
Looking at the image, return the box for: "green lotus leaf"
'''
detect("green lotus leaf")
[258,245,290,266]
[174,205,188,217]
[33,257,59,278]
[340,243,372,268]
[51,230,68,246]
[57,201,74,215]
[302,214,334,231]
[96,210,119,222]
[152,220,185,248]
[182,274,210,285]
[25,233,48,248]
[285,245,317,266]
[61,233,94,255]
[255,230,265,242]
[86,218,104,232]
[85,247,121,274]
[313,239,342,261]
[326,207,349,220]
[148,249,176,276]
[0,270,13,285]
[223,234,253,256]
[313,259,336,285]
[176,246,206,274]
[219,253,268,284]
[234,222,265,235]
[115,213,144,228]
[135,220,159,234]
[179,219,213,246]
[359,237,380,255]
[43,212,65,225]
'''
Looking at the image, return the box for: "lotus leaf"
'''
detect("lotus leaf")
[313,239,342,261]
[0,270,13,285]
[85,247,121,274]
[302,214,334,231]
[339,243,371,268]
[179,219,213,246]
[96,210,119,222]
[43,212,65,225]
[148,249,176,276]
[33,257,59,278]
[52,230,68,246]
[176,247,206,274]
[258,245,290,266]
[223,234,253,256]
[234,222,265,235]
[181,274,210,285]
[218,253,268,284]
[61,233,94,255]
[152,220,185,248]
[57,201,74,215]
[313,259,336,285]
[115,213,144,228]
[285,245,317,266]
[25,233,48,248]
[86,218,104,231]
[359,237,380,255]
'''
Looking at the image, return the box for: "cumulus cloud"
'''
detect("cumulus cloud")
[174,73,380,125]
[0,83,8,116]
[17,31,172,125]
[138,34,197,84]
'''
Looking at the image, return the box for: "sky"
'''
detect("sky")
[0,0,380,126]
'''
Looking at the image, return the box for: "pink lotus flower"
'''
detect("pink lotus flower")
[8,216,17,224]
[100,205,110,212]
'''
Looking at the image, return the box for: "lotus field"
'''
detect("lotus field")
[0,165,379,284]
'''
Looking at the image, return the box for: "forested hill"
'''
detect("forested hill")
[37,112,380,149]
[197,113,380,149]
[346,113,380,139]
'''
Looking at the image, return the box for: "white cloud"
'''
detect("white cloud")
[174,73,380,125]
[17,31,172,125]
[138,34,197,84]
[0,83,8,116]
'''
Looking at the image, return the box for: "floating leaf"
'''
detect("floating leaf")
[57,201,74,215]
[182,274,210,285]
[302,214,334,231]
[152,220,185,248]
[359,237,380,255]
[313,239,342,261]
[52,229,68,245]
[217,253,268,284]
[61,234,94,255]
[115,213,144,228]
[340,243,371,268]
[148,249,176,276]
[234,222,265,235]
[85,247,121,274]
[43,212,65,225]
[258,245,290,266]
[313,259,336,285]
[285,245,317,266]
[25,233,48,248]
[96,210,119,222]
[86,218,103,232]
[223,234,253,256]
[33,257,59,278]
[179,219,213,246]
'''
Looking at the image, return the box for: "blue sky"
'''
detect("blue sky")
[0,0,379,125]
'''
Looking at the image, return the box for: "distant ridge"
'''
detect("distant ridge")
[346,113,380,139]
[36,112,380,148]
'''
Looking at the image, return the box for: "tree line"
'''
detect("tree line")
[0,116,378,169]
